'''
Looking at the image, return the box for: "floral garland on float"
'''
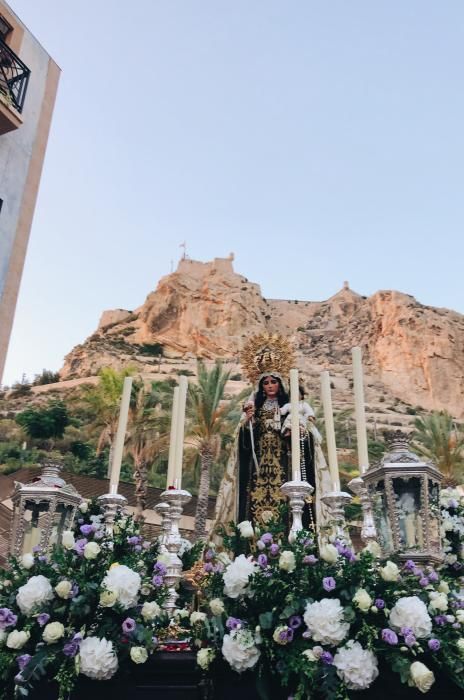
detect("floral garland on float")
[0,500,170,699]
[440,487,464,581]
[190,516,464,699]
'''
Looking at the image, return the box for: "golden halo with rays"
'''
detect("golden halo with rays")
[240,332,295,385]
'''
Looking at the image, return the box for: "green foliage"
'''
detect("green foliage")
[412,411,464,483]
[15,400,70,442]
[32,369,60,386]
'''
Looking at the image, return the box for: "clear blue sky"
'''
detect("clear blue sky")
[4,1,464,385]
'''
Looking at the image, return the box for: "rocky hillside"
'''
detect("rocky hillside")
[58,255,464,426]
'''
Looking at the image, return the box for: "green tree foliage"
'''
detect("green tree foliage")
[15,400,69,447]
[412,411,464,485]
[32,369,60,386]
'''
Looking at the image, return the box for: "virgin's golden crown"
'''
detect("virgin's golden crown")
[241,332,295,385]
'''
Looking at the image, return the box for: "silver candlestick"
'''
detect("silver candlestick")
[97,492,127,535]
[348,476,378,545]
[320,489,352,544]
[280,479,314,543]
[160,488,192,615]
[154,502,171,555]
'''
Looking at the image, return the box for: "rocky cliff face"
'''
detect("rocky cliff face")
[60,256,464,420]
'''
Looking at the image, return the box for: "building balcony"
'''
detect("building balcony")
[0,38,30,134]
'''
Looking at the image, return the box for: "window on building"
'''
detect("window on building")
[0,15,12,42]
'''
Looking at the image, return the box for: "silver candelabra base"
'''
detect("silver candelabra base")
[348,476,378,546]
[154,501,171,555]
[320,489,352,544]
[159,488,192,616]
[280,479,314,543]
[97,492,128,535]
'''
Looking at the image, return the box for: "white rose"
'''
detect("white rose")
[16,575,54,615]
[79,501,89,513]
[302,649,318,662]
[237,520,254,539]
[84,542,100,560]
[101,565,141,609]
[456,610,464,624]
[43,621,65,644]
[389,596,432,638]
[333,641,379,690]
[438,581,450,594]
[428,592,448,612]
[304,599,349,646]
[100,590,118,607]
[79,637,118,680]
[363,541,381,557]
[62,531,75,550]
[352,588,373,612]
[380,561,400,582]
[209,598,225,616]
[222,629,260,673]
[320,543,339,563]
[20,553,34,570]
[141,601,161,621]
[130,646,148,664]
[279,551,296,573]
[55,580,73,599]
[409,661,435,693]
[197,647,215,670]
[6,630,30,649]
[223,555,258,599]
[190,611,206,625]
[176,608,190,619]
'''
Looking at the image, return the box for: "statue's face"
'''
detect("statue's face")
[262,375,279,398]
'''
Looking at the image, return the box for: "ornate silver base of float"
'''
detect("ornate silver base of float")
[280,479,314,543]
[321,490,352,544]
[97,492,128,535]
[348,476,378,545]
[160,488,192,615]
[154,501,172,555]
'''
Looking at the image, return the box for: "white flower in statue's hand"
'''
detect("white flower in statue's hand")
[197,647,215,670]
[55,580,73,599]
[130,646,148,664]
[319,544,339,563]
[303,599,349,646]
[409,661,435,693]
[222,629,260,673]
[389,596,432,638]
[20,553,34,570]
[237,521,254,539]
[141,601,161,621]
[279,551,296,573]
[43,621,65,644]
[209,598,225,616]
[62,531,75,550]
[101,565,141,609]
[428,592,448,612]
[16,575,53,614]
[352,589,372,612]
[83,542,100,560]
[6,630,30,649]
[190,611,206,625]
[333,640,379,690]
[380,561,400,582]
[223,555,258,599]
[79,637,118,680]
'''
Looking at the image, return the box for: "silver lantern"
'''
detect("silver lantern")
[10,461,82,556]
[363,431,443,565]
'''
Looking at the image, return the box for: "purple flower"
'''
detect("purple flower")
[38,555,47,563]
[434,615,447,626]
[381,628,398,645]
[122,617,136,634]
[288,615,302,630]
[400,627,413,637]
[403,559,416,572]
[412,567,423,577]
[419,577,430,588]
[142,541,150,550]
[63,640,79,657]
[448,498,458,509]
[74,538,88,556]
[321,651,333,665]
[93,529,104,540]
[153,562,167,576]
[0,608,17,630]
[269,543,280,557]
[278,627,294,643]
[428,571,439,583]
[374,598,385,609]
[32,545,41,553]
[303,555,318,565]
[16,655,31,671]
[257,554,268,568]
[261,533,273,545]
[127,536,140,546]
[303,538,313,549]
[80,524,93,536]
[37,613,50,627]
[226,617,241,630]
[404,633,416,647]
[135,545,142,552]
[204,549,214,561]
[322,577,336,592]
[428,638,441,652]
[152,575,164,587]
[71,583,79,598]
[203,562,214,573]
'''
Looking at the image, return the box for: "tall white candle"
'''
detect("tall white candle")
[289,368,300,478]
[320,371,340,492]
[352,347,369,474]
[166,386,180,488]
[109,376,133,493]
[174,375,188,489]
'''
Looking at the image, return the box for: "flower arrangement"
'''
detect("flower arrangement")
[192,518,464,699]
[440,487,464,579]
[0,501,168,699]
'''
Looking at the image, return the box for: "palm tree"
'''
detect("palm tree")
[412,411,464,485]
[187,361,243,541]
[124,379,172,519]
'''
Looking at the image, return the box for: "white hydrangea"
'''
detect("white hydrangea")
[223,555,258,599]
[333,641,379,690]
[303,598,349,646]
[101,565,141,609]
[209,598,225,616]
[141,601,161,621]
[237,521,254,539]
[79,637,118,680]
[389,596,432,638]
[279,551,296,572]
[16,575,54,615]
[428,592,448,613]
[222,629,260,673]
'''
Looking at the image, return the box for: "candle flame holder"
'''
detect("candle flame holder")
[320,489,352,544]
[160,488,192,616]
[348,476,378,545]
[280,479,314,543]
[97,492,127,535]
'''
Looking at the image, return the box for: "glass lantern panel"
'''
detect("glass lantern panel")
[49,504,74,547]
[370,480,394,554]
[428,479,441,553]
[393,477,423,551]
[22,500,49,554]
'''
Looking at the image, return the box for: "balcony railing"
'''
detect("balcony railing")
[0,38,30,113]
